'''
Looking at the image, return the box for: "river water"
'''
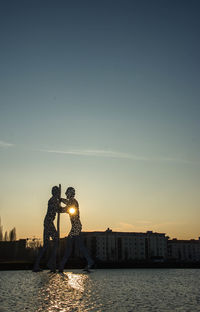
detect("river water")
[0,269,200,312]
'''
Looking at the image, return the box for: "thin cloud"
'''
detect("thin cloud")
[39,148,198,165]
[114,222,136,232]
[0,140,14,147]
[153,221,186,227]
[39,149,136,159]
[114,221,153,232]
[39,148,151,161]
[136,220,153,225]
[114,220,185,234]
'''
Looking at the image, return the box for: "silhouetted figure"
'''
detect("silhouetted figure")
[59,187,94,272]
[33,186,60,272]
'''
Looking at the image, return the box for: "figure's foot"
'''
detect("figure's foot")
[88,261,94,269]
[47,261,56,273]
[33,267,43,272]
[83,262,94,272]
[83,267,90,272]
[58,268,64,273]
[49,268,56,273]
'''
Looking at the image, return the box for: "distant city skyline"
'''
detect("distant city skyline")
[0,215,199,241]
[0,0,200,240]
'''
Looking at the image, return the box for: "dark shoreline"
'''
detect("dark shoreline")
[1,261,200,271]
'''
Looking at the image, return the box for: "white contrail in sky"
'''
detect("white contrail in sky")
[1,143,197,165]
[39,148,197,164]
[0,140,14,147]
[39,148,135,159]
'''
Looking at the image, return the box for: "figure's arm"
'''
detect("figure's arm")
[57,198,69,213]
[54,198,65,213]
[59,205,72,214]
[59,206,67,213]
[60,198,68,204]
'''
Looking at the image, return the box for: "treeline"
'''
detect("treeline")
[0,217,16,241]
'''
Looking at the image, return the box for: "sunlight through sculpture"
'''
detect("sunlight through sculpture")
[68,207,76,215]
[59,186,94,272]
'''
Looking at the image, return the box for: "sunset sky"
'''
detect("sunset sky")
[0,0,200,240]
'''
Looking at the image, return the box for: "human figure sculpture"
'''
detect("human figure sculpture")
[33,186,60,272]
[59,187,94,272]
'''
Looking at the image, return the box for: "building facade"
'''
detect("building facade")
[1,231,200,265]
[168,238,200,262]
[81,229,168,262]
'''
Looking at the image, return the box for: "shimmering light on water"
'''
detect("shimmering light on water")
[35,272,88,312]
[1,269,200,312]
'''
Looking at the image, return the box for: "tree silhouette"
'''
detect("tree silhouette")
[0,218,17,241]
[0,217,3,241]
[9,227,16,241]
[4,231,8,241]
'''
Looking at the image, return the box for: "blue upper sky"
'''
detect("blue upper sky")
[0,0,200,239]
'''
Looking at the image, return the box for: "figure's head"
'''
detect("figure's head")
[65,187,75,199]
[51,186,60,198]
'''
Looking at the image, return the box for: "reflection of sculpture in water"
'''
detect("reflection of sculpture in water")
[38,272,88,311]
[33,186,60,272]
[59,187,94,272]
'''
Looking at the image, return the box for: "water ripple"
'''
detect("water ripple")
[0,269,200,311]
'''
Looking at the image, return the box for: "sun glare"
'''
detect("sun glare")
[69,207,76,215]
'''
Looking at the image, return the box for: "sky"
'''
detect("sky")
[0,0,200,240]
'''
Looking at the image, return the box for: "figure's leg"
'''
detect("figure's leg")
[59,236,73,272]
[47,224,59,271]
[77,234,94,268]
[33,228,49,271]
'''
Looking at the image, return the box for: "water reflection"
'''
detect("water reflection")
[1,269,200,312]
[36,272,88,312]
[67,272,86,291]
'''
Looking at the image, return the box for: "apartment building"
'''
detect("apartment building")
[168,238,200,262]
[81,229,168,262]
